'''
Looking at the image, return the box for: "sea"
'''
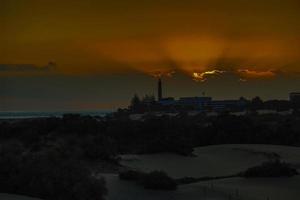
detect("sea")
[0,110,112,119]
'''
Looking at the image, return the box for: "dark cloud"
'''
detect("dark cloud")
[0,62,56,72]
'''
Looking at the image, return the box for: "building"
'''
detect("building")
[290,93,300,103]
[208,100,246,111]
[290,93,300,108]
[178,97,212,110]
[159,97,176,106]
[155,78,247,112]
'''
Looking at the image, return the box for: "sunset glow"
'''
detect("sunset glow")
[1,0,300,110]
[192,70,226,82]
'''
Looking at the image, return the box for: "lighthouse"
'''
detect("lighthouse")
[158,78,162,101]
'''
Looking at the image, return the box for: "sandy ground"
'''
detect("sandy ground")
[1,144,299,200]
[102,173,225,200]
[200,176,300,200]
[0,194,41,200]
[120,144,300,200]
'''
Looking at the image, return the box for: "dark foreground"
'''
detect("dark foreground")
[0,111,300,199]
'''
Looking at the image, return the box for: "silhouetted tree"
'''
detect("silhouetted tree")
[130,94,142,111]
[251,96,264,110]
[0,146,107,200]
[242,159,298,178]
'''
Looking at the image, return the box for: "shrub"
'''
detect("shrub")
[141,171,177,190]
[0,150,107,200]
[119,170,177,190]
[242,159,298,178]
[81,136,117,161]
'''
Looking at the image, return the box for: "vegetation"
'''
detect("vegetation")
[119,170,177,190]
[166,159,299,185]
[129,94,156,113]
[0,111,300,198]
[142,171,177,190]
[0,142,107,200]
[1,112,300,158]
[242,159,298,178]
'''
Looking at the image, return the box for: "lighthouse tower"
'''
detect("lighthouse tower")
[158,78,162,101]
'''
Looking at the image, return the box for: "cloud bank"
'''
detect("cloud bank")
[0,62,56,74]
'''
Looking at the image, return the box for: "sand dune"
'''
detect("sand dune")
[120,144,300,200]
[0,194,41,200]
[2,144,299,200]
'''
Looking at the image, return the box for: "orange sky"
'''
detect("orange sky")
[1,0,300,76]
[1,0,300,110]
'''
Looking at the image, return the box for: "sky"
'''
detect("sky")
[1,0,300,111]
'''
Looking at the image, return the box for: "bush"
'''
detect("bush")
[242,159,298,178]
[141,171,177,190]
[81,136,117,161]
[119,170,177,190]
[0,150,107,200]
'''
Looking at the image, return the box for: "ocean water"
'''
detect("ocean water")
[0,110,112,119]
